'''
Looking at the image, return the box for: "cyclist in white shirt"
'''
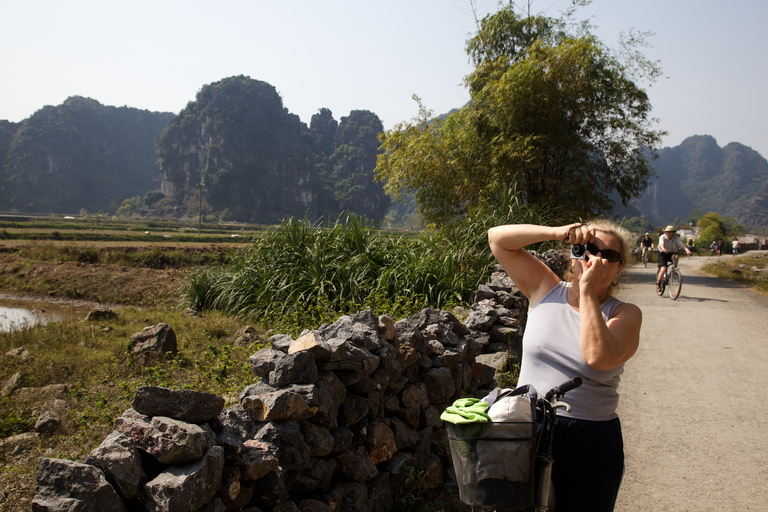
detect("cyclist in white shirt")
[657,225,691,289]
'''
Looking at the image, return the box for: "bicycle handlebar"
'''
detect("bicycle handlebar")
[545,377,583,401]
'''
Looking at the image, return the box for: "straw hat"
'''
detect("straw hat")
[664,225,676,232]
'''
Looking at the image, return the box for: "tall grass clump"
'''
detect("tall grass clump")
[184,187,558,329]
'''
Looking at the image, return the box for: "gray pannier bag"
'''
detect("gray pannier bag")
[446,384,538,510]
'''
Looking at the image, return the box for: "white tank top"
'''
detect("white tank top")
[516,281,624,421]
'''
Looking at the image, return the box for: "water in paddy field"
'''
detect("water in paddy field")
[0,297,91,332]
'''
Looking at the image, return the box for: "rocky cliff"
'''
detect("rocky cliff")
[0,97,173,214]
[156,76,389,224]
[627,135,768,227]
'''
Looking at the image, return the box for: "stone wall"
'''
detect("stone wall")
[31,254,566,512]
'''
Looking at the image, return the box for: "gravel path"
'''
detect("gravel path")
[612,254,768,511]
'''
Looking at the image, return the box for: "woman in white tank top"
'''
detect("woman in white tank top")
[488,221,642,512]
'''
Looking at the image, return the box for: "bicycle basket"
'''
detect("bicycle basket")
[446,385,537,510]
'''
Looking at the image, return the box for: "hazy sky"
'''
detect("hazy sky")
[2,0,766,158]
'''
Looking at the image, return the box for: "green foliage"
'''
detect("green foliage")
[184,188,557,331]
[0,401,34,438]
[621,216,656,237]
[116,195,143,216]
[143,190,165,206]
[375,4,664,223]
[696,212,745,244]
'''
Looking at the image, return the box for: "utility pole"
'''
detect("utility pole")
[200,137,212,236]
[198,181,203,236]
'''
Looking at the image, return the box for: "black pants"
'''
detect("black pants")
[550,416,624,512]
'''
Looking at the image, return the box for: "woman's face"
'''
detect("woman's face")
[572,232,624,290]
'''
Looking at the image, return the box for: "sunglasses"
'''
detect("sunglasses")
[584,242,622,263]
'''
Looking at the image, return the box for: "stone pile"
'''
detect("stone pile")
[30,260,567,512]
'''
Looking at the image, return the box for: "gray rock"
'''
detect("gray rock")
[131,386,225,423]
[390,416,419,451]
[421,367,456,405]
[129,323,177,365]
[300,421,334,457]
[142,445,224,512]
[269,333,295,353]
[299,498,333,512]
[274,501,301,512]
[85,431,146,499]
[34,399,67,433]
[249,348,287,379]
[254,421,311,471]
[198,497,226,512]
[5,346,31,361]
[306,371,346,429]
[269,351,318,387]
[464,304,499,331]
[0,432,38,457]
[242,390,316,422]
[216,403,259,452]
[335,445,378,483]
[250,468,289,510]
[139,417,217,465]
[234,440,279,481]
[284,458,336,493]
[32,458,126,512]
[1,371,26,397]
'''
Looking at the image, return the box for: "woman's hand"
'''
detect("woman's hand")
[562,223,595,245]
[576,252,609,293]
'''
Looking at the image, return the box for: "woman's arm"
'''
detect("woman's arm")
[488,223,591,304]
[579,297,642,371]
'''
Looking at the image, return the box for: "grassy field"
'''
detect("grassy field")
[700,252,768,297]
[0,219,271,510]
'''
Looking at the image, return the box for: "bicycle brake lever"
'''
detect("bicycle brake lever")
[550,399,572,413]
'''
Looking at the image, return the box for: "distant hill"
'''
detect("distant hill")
[0,76,389,223]
[0,97,173,213]
[618,135,768,229]
[156,75,389,224]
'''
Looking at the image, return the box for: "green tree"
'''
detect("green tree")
[697,212,745,243]
[375,3,664,223]
[143,190,165,206]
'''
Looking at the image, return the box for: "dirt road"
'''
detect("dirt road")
[612,254,768,511]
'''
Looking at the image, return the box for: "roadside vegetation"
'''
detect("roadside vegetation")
[700,253,768,296]
[184,188,559,331]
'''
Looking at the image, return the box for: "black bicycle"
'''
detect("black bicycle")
[533,377,583,511]
[657,261,682,300]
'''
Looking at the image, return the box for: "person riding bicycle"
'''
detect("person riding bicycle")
[657,225,692,291]
[488,220,642,512]
[640,232,654,262]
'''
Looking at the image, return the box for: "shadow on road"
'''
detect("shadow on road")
[625,265,745,288]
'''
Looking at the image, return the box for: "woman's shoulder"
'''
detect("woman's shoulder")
[611,300,642,322]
